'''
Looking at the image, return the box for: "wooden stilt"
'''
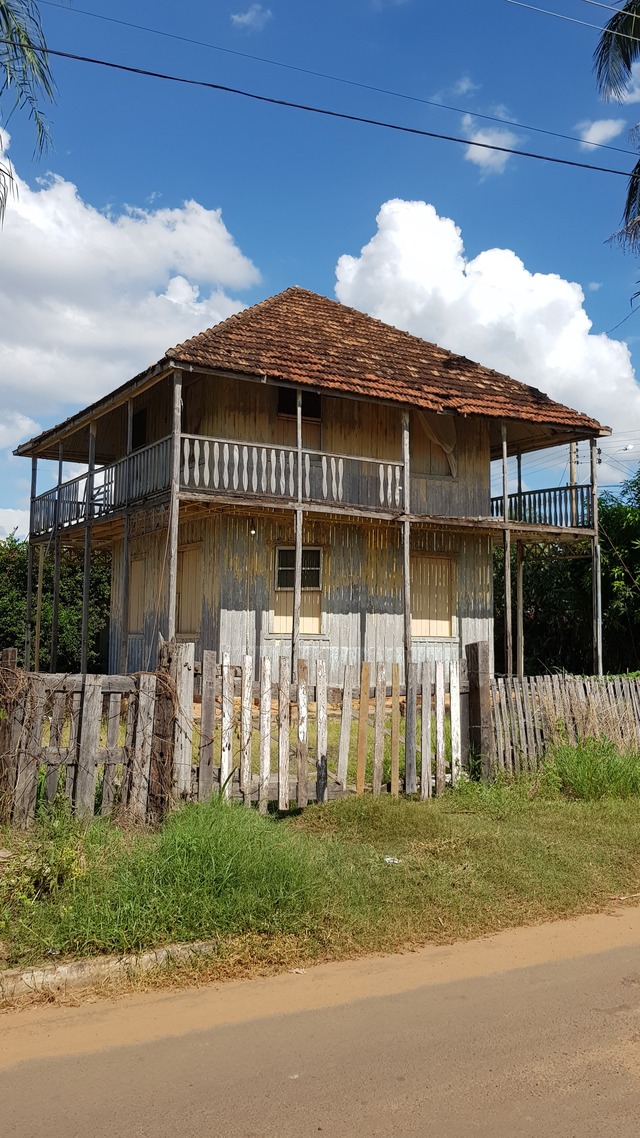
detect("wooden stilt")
[50,443,63,672]
[80,423,96,674]
[502,423,512,676]
[34,543,45,673]
[118,400,134,673]
[24,456,38,670]
[590,438,603,676]
[167,371,182,642]
[401,411,412,687]
[292,389,303,679]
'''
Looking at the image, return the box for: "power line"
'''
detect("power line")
[37,0,639,157]
[0,38,635,179]
[505,0,640,42]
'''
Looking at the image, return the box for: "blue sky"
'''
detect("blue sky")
[2,0,640,532]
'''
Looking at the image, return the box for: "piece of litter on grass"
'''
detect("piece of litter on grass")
[384,856,401,865]
[292,967,306,974]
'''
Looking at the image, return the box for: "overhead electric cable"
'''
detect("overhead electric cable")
[505,0,640,41]
[37,0,637,156]
[0,38,636,179]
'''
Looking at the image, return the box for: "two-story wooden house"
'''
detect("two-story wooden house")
[17,287,609,682]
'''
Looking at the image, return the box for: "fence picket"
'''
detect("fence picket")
[450,659,461,786]
[46,690,67,803]
[74,675,103,821]
[390,663,400,797]
[296,659,308,808]
[174,642,195,798]
[435,662,446,795]
[101,692,121,816]
[405,663,418,795]
[199,650,217,802]
[316,659,328,804]
[259,656,271,814]
[129,674,156,822]
[373,663,385,796]
[337,664,354,791]
[278,657,290,810]
[221,653,233,800]
[420,661,432,799]
[356,662,370,795]
[241,655,253,806]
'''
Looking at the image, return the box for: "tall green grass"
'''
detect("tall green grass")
[542,737,640,800]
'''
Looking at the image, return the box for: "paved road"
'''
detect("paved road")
[3,909,640,1137]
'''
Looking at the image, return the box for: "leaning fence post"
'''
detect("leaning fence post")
[173,641,195,799]
[316,659,328,804]
[465,641,494,780]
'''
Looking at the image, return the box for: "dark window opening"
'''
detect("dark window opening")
[131,409,147,452]
[277,388,321,421]
[276,547,322,590]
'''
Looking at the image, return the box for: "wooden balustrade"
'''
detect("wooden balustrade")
[490,485,593,528]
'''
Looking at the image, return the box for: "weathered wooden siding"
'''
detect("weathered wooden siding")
[110,508,493,683]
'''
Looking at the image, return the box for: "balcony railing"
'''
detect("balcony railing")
[490,485,593,528]
[180,435,404,511]
[31,436,171,535]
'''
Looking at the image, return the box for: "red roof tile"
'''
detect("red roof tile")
[170,287,606,434]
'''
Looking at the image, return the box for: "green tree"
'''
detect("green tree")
[1,0,54,219]
[0,534,111,671]
[594,1,640,250]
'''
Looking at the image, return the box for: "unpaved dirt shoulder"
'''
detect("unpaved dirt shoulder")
[2,904,640,1071]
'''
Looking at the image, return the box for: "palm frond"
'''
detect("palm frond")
[594,1,640,101]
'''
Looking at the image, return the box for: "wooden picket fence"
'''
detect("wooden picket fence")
[0,644,467,827]
[491,673,640,773]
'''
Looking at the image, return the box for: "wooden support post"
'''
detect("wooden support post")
[466,641,494,780]
[118,400,134,674]
[80,422,96,675]
[74,674,102,820]
[401,411,412,688]
[515,541,524,679]
[590,438,603,676]
[24,456,38,670]
[569,441,578,527]
[292,507,303,679]
[502,422,512,677]
[516,450,522,520]
[33,544,45,673]
[291,389,303,680]
[50,443,63,672]
[167,370,183,642]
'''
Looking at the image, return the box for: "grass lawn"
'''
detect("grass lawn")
[3,754,640,980]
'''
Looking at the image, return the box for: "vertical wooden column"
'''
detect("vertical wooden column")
[590,438,603,676]
[465,641,494,780]
[569,441,578,527]
[292,389,303,678]
[501,422,512,676]
[118,399,134,673]
[34,544,45,672]
[515,541,524,678]
[80,422,96,674]
[50,443,63,671]
[23,456,38,670]
[167,371,183,642]
[402,410,412,687]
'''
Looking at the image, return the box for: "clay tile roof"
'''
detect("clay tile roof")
[169,286,606,435]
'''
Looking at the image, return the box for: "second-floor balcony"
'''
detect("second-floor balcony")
[30,432,595,537]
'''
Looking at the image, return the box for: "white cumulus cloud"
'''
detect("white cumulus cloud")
[461,115,519,174]
[335,199,640,449]
[0,133,260,430]
[577,118,626,148]
[230,4,273,31]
